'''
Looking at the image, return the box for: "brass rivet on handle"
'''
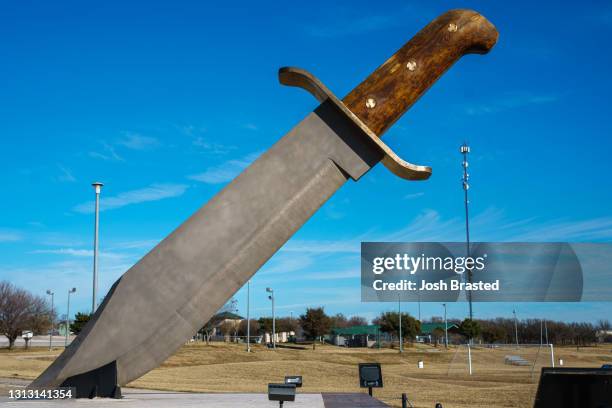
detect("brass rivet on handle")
[448,23,458,32]
[365,97,377,109]
[406,60,417,71]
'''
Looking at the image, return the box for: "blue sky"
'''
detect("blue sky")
[1,0,611,324]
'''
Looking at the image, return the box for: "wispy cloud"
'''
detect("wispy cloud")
[509,217,612,242]
[89,141,124,161]
[276,208,612,267]
[177,124,205,137]
[372,207,612,243]
[0,256,136,308]
[34,232,86,247]
[281,240,360,254]
[117,132,160,150]
[242,123,258,131]
[73,183,188,213]
[30,248,125,260]
[465,93,558,116]
[0,229,22,243]
[254,297,358,312]
[404,192,425,200]
[57,165,76,183]
[259,254,314,275]
[192,136,236,154]
[108,239,161,251]
[188,152,261,184]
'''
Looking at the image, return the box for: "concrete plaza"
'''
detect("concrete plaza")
[0,380,388,407]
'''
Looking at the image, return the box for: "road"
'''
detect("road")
[0,336,73,348]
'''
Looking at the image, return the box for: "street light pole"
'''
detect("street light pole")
[418,291,421,322]
[91,182,103,314]
[443,303,448,349]
[46,290,54,351]
[246,281,251,352]
[65,288,76,347]
[513,309,519,348]
[460,143,474,321]
[266,287,275,349]
[398,295,403,353]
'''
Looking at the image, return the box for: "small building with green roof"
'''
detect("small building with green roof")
[417,322,460,343]
[330,325,382,348]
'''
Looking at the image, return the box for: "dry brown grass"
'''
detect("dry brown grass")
[1,343,611,408]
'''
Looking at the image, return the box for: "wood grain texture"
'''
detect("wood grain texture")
[342,9,498,136]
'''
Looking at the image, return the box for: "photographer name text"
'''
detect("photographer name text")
[372,279,500,291]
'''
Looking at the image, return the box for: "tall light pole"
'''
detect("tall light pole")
[417,291,421,322]
[65,288,76,347]
[460,143,473,321]
[246,281,251,352]
[513,309,519,348]
[398,295,403,353]
[266,287,275,349]
[443,303,448,349]
[46,290,54,351]
[91,181,103,314]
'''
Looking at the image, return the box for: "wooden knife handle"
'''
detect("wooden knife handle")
[343,9,498,136]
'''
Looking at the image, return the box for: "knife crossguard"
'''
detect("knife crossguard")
[279,67,432,181]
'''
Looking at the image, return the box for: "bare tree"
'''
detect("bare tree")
[238,319,260,337]
[0,281,53,349]
[597,319,611,331]
[347,316,368,327]
[329,313,348,329]
[277,317,298,333]
[199,318,217,345]
[219,321,236,341]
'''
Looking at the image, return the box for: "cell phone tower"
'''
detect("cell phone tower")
[460,143,473,321]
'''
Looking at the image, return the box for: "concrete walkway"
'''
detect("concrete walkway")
[0,378,388,407]
[2,389,322,407]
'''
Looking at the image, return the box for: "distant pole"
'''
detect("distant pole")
[467,344,473,375]
[398,295,403,353]
[513,309,519,348]
[91,182,103,313]
[417,291,421,322]
[544,319,549,345]
[46,290,54,351]
[540,319,543,346]
[65,288,76,347]
[550,344,555,367]
[460,143,473,321]
[246,281,251,352]
[266,287,275,349]
[443,303,448,349]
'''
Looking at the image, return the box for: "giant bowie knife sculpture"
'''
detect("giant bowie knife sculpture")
[32,9,497,397]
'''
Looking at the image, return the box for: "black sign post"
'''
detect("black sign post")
[358,363,383,397]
